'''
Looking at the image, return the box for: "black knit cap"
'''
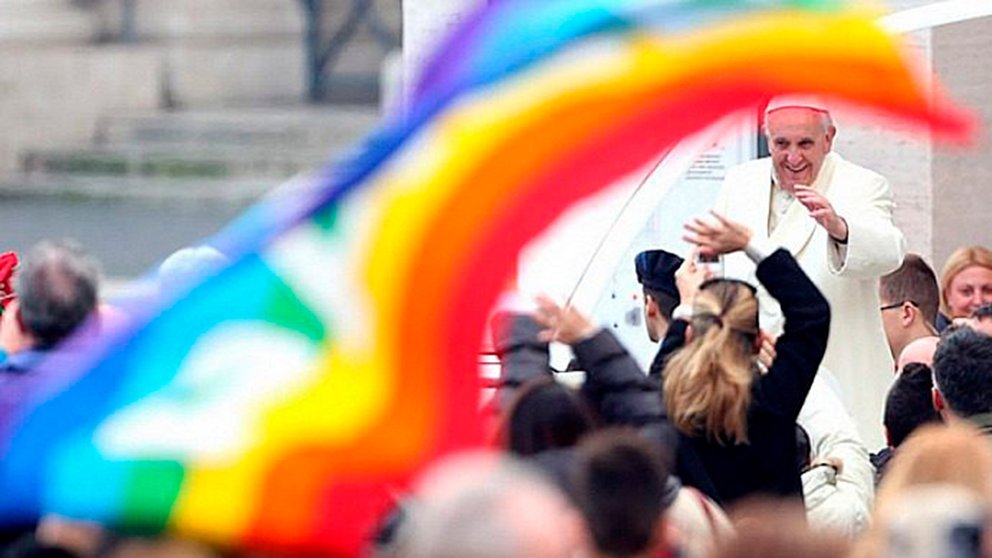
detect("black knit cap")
[634,249,683,300]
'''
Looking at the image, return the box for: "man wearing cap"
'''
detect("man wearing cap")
[634,249,684,344]
[712,98,905,446]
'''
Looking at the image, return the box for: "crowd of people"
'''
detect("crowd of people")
[382,99,992,557]
[2,99,992,558]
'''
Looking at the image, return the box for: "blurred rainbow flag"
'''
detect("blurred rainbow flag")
[0,0,972,555]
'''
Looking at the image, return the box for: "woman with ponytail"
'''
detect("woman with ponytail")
[663,278,759,447]
[532,212,829,506]
[661,211,831,504]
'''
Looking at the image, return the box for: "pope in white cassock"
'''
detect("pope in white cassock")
[712,98,905,447]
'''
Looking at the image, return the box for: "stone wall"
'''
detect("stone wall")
[94,0,307,106]
[931,16,992,268]
[0,0,395,176]
[0,44,160,174]
[838,11,992,272]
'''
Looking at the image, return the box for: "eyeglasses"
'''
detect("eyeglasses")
[880,300,919,312]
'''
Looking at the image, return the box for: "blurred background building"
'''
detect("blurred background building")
[0,0,398,278]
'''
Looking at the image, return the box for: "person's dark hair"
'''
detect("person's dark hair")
[880,254,940,326]
[940,321,971,339]
[971,303,992,322]
[501,376,595,456]
[14,239,100,349]
[933,328,992,417]
[572,429,671,557]
[643,287,679,322]
[884,363,941,447]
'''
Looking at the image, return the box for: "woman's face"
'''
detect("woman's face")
[946,265,992,318]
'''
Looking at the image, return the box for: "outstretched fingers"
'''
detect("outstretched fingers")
[683,218,718,256]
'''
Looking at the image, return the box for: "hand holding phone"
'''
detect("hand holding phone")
[675,252,713,303]
[695,251,723,277]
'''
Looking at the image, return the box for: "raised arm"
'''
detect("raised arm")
[825,173,905,279]
[532,296,665,427]
[490,311,553,411]
[752,249,831,419]
[683,211,831,420]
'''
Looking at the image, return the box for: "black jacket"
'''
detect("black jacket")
[571,249,829,505]
[658,248,830,505]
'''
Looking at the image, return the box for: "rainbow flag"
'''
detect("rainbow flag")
[0,0,972,555]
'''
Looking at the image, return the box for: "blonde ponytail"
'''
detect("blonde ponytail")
[663,281,758,445]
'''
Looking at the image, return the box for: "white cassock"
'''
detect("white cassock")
[714,151,904,448]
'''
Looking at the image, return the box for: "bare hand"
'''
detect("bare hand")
[0,299,29,355]
[793,185,848,242]
[533,294,599,345]
[682,211,752,257]
[674,252,711,305]
[757,329,777,371]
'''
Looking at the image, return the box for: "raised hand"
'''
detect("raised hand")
[793,185,848,242]
[532,294,599,345]
[682,211,752,258]
[674,251,712,305]
[758,329,778,371]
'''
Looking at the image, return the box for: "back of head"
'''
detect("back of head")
[399,452,583,558]
[932,327,992,417]
[970,304,992,337]
[635,250,683,321]
[712,499,850,558]
[501,376,595,456]
[878,423,992,514]
[884,363,941,447]
[940,246,992,318]
[897,335,940,371]
[867,424,992,557]
[855,423,992,558]
[572,429,672,557]
[157,245,228,297]
[663,279,758,444]
[14,239,100,349]
[881,253,940,325]
[972,303,992,322]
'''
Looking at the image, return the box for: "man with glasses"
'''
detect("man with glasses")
[879,254,940,371]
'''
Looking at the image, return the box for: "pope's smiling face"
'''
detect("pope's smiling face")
[766,107,836,192]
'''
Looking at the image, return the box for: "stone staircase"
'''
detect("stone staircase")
[4,105,381,202]
[0,0,397,178]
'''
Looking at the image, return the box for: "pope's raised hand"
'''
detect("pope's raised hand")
[794,185,848,242]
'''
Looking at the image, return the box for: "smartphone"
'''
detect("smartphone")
[696,252,723,277]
